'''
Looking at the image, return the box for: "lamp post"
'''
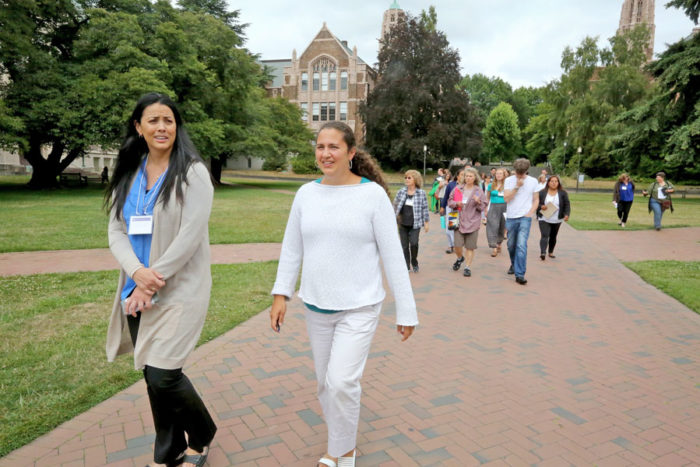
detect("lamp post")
[562,141,567,175]
[423,144,427,179]
[576,146,582,193]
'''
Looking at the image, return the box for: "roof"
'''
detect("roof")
[389,1,401,9]
[259,59,292,88]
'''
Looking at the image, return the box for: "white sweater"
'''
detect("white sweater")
[271,180,418,326]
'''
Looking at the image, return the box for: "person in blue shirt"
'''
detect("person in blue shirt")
[105,93,216,467]
[613,173,635,228]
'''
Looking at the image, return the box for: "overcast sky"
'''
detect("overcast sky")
[228,0,695,88]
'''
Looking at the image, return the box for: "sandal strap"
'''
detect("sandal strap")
[318,457,337,467]
[337,451,356,467]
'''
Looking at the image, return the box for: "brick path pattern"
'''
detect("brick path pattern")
[2,222,700,466]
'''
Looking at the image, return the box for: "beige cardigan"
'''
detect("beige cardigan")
[106,162,214,370]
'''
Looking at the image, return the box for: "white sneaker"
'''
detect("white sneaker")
[621,222,625,228]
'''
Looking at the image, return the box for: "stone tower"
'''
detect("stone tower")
[381,1,405,39]
[617,0,656,61]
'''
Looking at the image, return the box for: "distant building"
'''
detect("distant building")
[617,0,656,61]
[261,21,378,144]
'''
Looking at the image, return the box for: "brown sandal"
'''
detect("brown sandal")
[491,248,498,257]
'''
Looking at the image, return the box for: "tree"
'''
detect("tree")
[360,9,480,170]
[609,17,700,179]
[0,0,310,187]
[666,0,700,24]
[458,74,512,126]
[523,25,654,176]
[482,102,522,162]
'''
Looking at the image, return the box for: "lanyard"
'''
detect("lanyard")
[135,156,168,215]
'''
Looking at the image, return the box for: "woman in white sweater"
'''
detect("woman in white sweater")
[270,122,418,467]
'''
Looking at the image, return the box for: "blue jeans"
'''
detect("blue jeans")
[506,216,532,278]
[650,198,663,229]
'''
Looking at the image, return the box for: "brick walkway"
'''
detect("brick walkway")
[2,220,700,466]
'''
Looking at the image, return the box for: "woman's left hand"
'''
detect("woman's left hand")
[125,287,155,317]
[424,223,429,233]
[564,215,569,222]
[396,325,415,342]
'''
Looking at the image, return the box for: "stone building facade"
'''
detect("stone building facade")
[261,22,378,143]
[618,0,655,61]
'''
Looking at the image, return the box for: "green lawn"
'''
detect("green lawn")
[567,192,700,231]
[0,262,278,457]
[0,177,302,252]
[624,261,700,314]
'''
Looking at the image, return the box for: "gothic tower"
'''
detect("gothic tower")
[617,0,656,61]
[381,1,405,40]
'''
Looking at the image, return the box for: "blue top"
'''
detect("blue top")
[619,182,634,202]
[307,176,370,314]
[120,158,169,301]
[487,183,506,204]
[441,180,457,209]
[315,177,371,184]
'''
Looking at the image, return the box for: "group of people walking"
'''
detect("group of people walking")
[104,92,677,467]
[400,158,571,285]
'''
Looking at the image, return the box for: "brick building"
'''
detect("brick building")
[261,22,378,143]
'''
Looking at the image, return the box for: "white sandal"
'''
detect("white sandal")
[318,457,337,467]
[338,450,356,467]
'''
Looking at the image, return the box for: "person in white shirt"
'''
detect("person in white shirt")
[503,158,539,285]
[269,121,418,467]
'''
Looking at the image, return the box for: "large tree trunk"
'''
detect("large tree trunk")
[210,155,225,184]
[24,140,83,189]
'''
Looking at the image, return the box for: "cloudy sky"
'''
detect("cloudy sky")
[228,0,695,88]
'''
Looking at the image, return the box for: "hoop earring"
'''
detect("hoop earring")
[349,159,353,170]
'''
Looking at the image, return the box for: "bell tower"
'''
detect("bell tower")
[617,0,656,61]
[381,1,405,39]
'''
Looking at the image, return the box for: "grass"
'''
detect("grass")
[0,178,299,252]
[0,261,278,457]
[566,193,700,231]
[624,261,700,314]
[1,175,699,254]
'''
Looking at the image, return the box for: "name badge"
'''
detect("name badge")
[129,215,153,235]
[498,191,504,196]
[621,186,627,190]
[405,197,414,206]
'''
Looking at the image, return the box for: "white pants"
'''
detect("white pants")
[305,303,382,457]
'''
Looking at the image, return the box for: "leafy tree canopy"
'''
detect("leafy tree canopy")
[0,0,310,187]
[666,0,700,24]
[482,102,522,162]
[360,8,481,170]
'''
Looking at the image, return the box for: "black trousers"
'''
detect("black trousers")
[617,200,633,223]
[538,220,562,255]
[127,313,217,464]
[398,224,420,268]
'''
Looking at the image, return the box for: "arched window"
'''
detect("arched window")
[312,57,337,92]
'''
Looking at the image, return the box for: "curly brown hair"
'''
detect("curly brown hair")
[318,122,390,197]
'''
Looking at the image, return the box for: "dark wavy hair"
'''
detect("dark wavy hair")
[317,121,390,197]
[105,93,205,219]
[547,174,565,192]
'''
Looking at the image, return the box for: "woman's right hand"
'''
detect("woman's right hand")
[270,295,287,333]
[133,267,165,296]
[540,204,547,210]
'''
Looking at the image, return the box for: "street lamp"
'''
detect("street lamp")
[423,145,427,179]
[562,141,567,175]
[576,146,582,193]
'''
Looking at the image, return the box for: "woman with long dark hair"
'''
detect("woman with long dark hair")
[536,175,571,260]
[269,121,417,467]
[105,92,216,467]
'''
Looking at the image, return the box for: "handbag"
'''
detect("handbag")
[447,211,459,230]
[661,199,672,211]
